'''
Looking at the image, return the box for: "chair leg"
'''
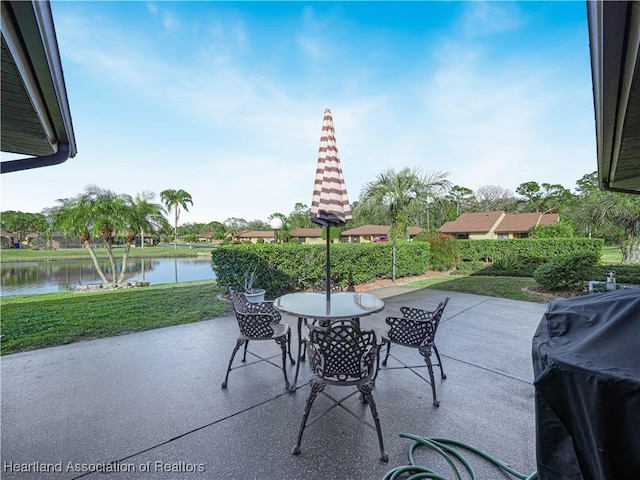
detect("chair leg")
[287,330,296,365]
[301,318,309,362]
[242,340,249,362]
[276,337,291,391]
[381,339,391,367]
[292,378,325,455]
[433,344,446,379]
[221,338,244,388]
[420,346,440,407]
[359,382,389,462]
[372,343,382,382]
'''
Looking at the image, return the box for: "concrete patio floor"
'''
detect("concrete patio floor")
[1,286,548,480]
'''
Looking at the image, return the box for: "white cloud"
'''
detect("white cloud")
[459,1,523,36]
[162,12,181,33]
[296,35,322,62]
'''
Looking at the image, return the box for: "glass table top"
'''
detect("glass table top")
[274,292,385,319]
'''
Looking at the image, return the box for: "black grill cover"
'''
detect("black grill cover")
[532,289,640,480]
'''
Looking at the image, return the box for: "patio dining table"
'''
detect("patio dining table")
[273,291,385,392]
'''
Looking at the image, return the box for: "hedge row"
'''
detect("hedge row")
[598,263,640,285]
[457,237,604,262]
[211,241,431,296]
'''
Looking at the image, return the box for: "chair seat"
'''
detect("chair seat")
[381,332,425,348]
[241,322,290,341]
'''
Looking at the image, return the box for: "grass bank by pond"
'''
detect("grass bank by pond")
[1,280,228,355]
[0,245,213,262]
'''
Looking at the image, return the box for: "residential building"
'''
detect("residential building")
[340,225,424,243]
[289,228,323,244]
[233,230,274,244]
[439,211,559,239]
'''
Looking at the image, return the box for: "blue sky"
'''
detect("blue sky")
[1,1,595,225]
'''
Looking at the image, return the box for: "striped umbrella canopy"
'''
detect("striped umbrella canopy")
[310,108,352,301]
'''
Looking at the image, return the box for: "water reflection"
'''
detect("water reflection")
[0,257,215,297]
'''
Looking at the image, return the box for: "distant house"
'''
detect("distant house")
[340,225,424,243]
[196,232,215,242]
[439,211,560,239]
[494,213,559,239]
[233,230,274,243]
[407,227,426,238]
[289,228,323,244]
[0,231,18,248]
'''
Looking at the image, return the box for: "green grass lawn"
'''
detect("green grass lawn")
[1,280,228,355]
[406,275,544,302]
[602,245,623,264]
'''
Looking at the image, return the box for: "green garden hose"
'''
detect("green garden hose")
[383,433,538,480]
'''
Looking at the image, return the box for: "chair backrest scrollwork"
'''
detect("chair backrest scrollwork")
[229,288,248,313]
[389,297,450,346]
[308,321,378,383]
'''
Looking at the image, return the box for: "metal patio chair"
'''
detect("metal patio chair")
[380,297,450,407]
[293,320,388,462]
[221,288,294,390]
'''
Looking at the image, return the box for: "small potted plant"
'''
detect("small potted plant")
[241,263,266,303]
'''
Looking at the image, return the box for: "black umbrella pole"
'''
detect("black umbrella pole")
[326,226,331,302]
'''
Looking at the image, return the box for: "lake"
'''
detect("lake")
[0,257,216,297]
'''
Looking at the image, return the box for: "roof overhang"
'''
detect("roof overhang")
[588,0,640,194]
[1,0,77,174]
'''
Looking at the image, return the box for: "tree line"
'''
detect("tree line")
[2,168,640,263]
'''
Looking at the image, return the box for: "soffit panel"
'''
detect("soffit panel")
[1,37,53,156]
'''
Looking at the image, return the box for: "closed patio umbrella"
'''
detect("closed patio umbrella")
[310,108,352,302]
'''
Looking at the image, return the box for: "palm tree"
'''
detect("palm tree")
[117,191,168,284]
[83,184,128,280]
[160,189,193,249]
[570,188,640,263]
[51,185,129,285]
[355,168,452,240]
[51,194,111,284]
[52,186,170,287]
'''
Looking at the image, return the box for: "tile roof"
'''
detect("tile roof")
[289,228,322,237]
[538,213,560,226]
[439,211,505,234]
[341,225,389,236]
[494,213,560,233]
[340,225,424,236]
[235,230,274,238]
[440,211,560,235]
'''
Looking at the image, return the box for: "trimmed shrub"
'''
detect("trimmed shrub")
[533,253,600,291]
[458,238,603,263]
[211,241,431,295]
[599,263,640,285]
